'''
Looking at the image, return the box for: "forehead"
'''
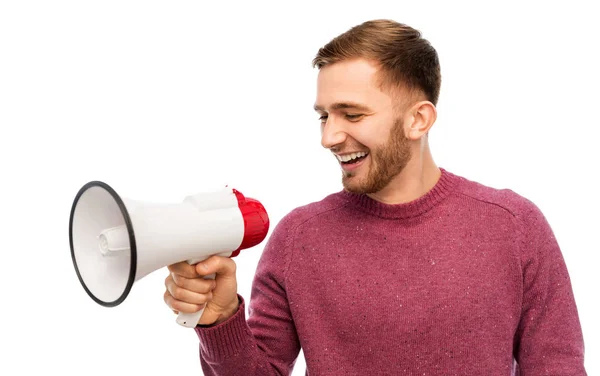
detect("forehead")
[315,59,392,111]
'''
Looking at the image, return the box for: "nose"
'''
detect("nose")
[320,116,346,150]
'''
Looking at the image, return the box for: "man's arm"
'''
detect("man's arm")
[194,213,302,375]
[513,199,587,374]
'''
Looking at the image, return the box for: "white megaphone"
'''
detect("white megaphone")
[68,181,269,328]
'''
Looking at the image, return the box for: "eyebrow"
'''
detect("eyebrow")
[313,102,372,113]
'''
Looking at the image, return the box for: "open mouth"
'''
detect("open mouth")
[337,151,369,165]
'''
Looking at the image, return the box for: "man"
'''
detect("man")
[164,19,587,375]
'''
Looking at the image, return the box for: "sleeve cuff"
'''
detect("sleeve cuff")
[194,294,250,360]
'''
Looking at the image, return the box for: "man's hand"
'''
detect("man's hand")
[164,255,239,326]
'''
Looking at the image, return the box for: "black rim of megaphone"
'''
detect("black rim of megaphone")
[69,180,137,307]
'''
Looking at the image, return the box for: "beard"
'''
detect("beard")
[341,117,412,194]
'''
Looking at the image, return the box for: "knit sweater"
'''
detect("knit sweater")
[194,167,587,375]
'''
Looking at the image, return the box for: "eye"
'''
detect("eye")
[319,115,328,122]
[345,114,364,121]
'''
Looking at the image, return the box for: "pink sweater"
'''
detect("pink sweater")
[194,168,587,375]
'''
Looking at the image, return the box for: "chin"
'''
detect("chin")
[341,166,396,194]
[342,174,375,194]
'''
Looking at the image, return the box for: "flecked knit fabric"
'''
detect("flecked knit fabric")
[195,167,587,375]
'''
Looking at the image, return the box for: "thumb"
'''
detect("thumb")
[195,254,236,278]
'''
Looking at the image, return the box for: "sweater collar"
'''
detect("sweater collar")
[338,167,460,219]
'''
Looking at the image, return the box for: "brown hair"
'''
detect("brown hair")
[312,19,441,106]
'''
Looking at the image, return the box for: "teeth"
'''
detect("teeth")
[336,151,368,162]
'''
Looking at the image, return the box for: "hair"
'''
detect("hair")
[312,19,441,107]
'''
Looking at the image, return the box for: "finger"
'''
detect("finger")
[164,290,205,314]
[167,261,199,279]
[164,290,178,314]
[166,275,213,305]
[171,273,216,294]
[195,255,236,278]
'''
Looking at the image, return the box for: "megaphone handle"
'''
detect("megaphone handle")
[176,272,216,328]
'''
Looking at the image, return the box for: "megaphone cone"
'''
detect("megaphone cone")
[69,181,269,328]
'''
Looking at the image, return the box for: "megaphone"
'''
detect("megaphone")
[68,181,269,328]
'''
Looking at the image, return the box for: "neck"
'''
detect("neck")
[366,143,440,205]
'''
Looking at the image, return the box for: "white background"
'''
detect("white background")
[1,1,598,374]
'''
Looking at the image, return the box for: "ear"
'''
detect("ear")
[404,101,437,140]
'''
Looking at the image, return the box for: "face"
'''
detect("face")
[314,59,412,194]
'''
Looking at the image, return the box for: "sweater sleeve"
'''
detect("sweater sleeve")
[513,200,587,374]
[194,212,302,375]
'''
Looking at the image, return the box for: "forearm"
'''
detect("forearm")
[195,295,296,376]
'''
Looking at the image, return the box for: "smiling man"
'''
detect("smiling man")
[165,19,588,375]
[313,56,430,202]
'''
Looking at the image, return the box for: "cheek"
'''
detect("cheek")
[362,116,395,145]
[349,128,385,149]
